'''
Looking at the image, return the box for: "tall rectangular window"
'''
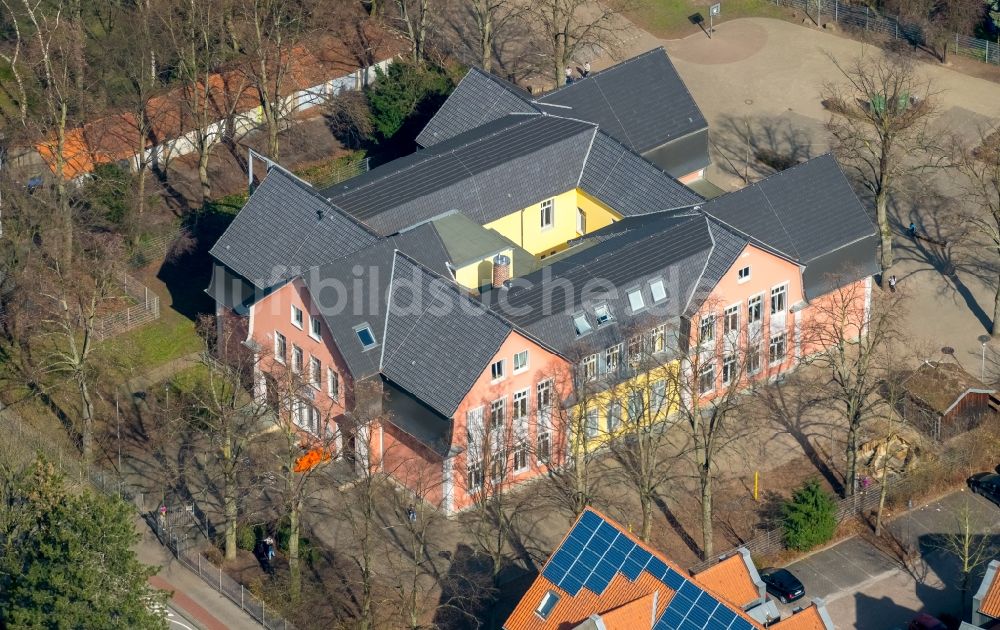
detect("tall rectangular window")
[292,345,303,374]
[467,406,485,452]
[540,199,554,229]
[628,336,643,366]
[770,285,787,315]
[513,441,528,471]
[585,407,599,439]
[651,380,667,413]
[700,315,715,344]
[605,343,622,375]
[274,332,287,364]
[491,359,505,381]
[627,390,644,423]
[291,305,303,329]
[607,400,622,432]
[327,368,339,401]
[582,354,598,381]
[537,432,550,463]
[513,389,529,437]
[722,353,737,385]
[748,345,762,375]
[309,356,321,389]
[748,295,763,325]
[724,305,739,335]
[490,398,506,434]
[467,459,483,490]
[576,207,587,234]
[309,316,322,340]
[698,362,715,394]
[769,332,787,364]
[650,324,666,353]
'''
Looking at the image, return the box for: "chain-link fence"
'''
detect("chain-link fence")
[773,0,1000,66]
[92,273,161,341]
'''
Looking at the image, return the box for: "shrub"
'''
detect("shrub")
[782,478,837,551]
[366,61,454,141]
[237,524,257,552]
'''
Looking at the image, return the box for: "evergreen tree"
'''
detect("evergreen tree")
[366,61,453,141]
[782,478,837,551]
[0,457,168,629]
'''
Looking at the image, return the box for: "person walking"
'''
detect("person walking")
[908,222,916,238]
[888,275,897,293]
[582,62,591,77]
[565,67,574,84]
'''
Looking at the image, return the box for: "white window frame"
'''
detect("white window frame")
[582,354,598,381]
[698,361,715,394]
[512,389,529,436]
[724,304,740,336]
[737,266,751,283]
[747,345,762,375]
[607,399,622,432]
[605,343,622,374]
[327,368,339,401]
[770,284,788,315]
[650,324,667,354]
[748,294,763,325]
[769,332,787,365]
[627,390,644,423]
[355,323,378,350]
[576,207,586,234]
[594,304,612,326]
[699,315,716,344]
[722,353,737,385]
[540,198,554,230]
[290,305,304,329]
[536,591,560,620]
[573,312,593,336]
[513,350,529,374]
[274,331,287,364]
[309,316,322,341]
[291,345,303,374]
[651,379,667,413]
[309,356,321,390]
[536,431,551,464]
[585,407,599,439]
[490,359,506,382]
[490,397,506,434]
[627,288,645,313]
[467,406,485,452]
[513,440,529,472]
[649,278,667,303]
[467,459,484,491]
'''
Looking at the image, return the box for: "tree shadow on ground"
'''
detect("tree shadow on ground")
[757,376,845,497]
[651,492,704,560]
[710,113,823,183]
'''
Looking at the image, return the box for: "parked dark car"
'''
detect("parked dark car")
[760,568,805,604]
[907,613,946,630]
[968,472,1000,507]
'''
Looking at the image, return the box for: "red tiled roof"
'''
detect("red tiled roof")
[693,552,760,608]
[771,604,828,630]
[982,565,1000,618]
[599,592,657,629]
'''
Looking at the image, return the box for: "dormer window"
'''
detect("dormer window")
[536,590,560,620]
[627,289,645,313]
[649,278,667,303]
[573,313,592,336]
[594,304,612,326]
[355,324,377,350]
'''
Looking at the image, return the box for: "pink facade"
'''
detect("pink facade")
[447,332,570,513]
[250,279,350,443]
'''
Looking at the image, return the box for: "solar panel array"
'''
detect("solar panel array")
[541,510,757,630]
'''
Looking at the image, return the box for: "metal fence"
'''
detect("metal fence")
[92,273,161,341]
[773,0,1000,65]
[129,227,183,269]
[7,407,295,629]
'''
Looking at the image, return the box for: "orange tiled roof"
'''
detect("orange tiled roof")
[771,605,828,630]
[981,565,1000,618]
[36,128,95,179]
[693,552,760,608]
[504,508,763,630]
[599,592,657,629]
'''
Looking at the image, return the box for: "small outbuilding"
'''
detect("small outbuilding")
[900,361,999,441]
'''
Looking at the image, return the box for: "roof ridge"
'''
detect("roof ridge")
[756,185,802,259]
[683,215,716,315]
[698,211,798,264]
[586,129,697,206]
[468,66,538,104]
[538,46,668,99]
[590,78,637,149]
[266,165,381,238]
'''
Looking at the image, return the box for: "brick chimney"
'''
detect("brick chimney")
[492,254,511,288]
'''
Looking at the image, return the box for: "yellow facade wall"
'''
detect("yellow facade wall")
[454,247,514,292]
[484,189,621,257]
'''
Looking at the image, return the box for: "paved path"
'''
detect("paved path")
[781,489,1000,629]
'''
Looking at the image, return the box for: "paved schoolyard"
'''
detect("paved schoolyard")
[779,489,1000,629]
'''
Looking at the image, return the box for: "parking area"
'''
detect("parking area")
[778,490,1000,629]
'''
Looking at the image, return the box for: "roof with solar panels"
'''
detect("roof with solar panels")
[504,508,835,630]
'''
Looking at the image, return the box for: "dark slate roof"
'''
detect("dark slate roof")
[383,380,453,457]
[486,211,714,353]
[801,233,881,299]
[580,132,702,216]
[535,47,708,154]
[415,68,537,148]
[381,253,512,418]
[320,114,597,235]
[210,167,378,289]
[699,154,876,264]
[301,226,452,380]
[320,114,700,236]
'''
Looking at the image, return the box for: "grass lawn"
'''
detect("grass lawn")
[624,0,785,38]
[99,311,202,374]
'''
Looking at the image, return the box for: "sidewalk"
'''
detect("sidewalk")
[137,517,260,630]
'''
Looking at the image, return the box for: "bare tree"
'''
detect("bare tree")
[802,278,903,497]
[934,500,997,612]
[605,324,684,542]
[952,128,1000,337]
[467,0,525,73]
[673,305,759,560]
[392,0,433,62]
[529,0,628,87]
[823,52,939,283]
[886,0,983,63]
